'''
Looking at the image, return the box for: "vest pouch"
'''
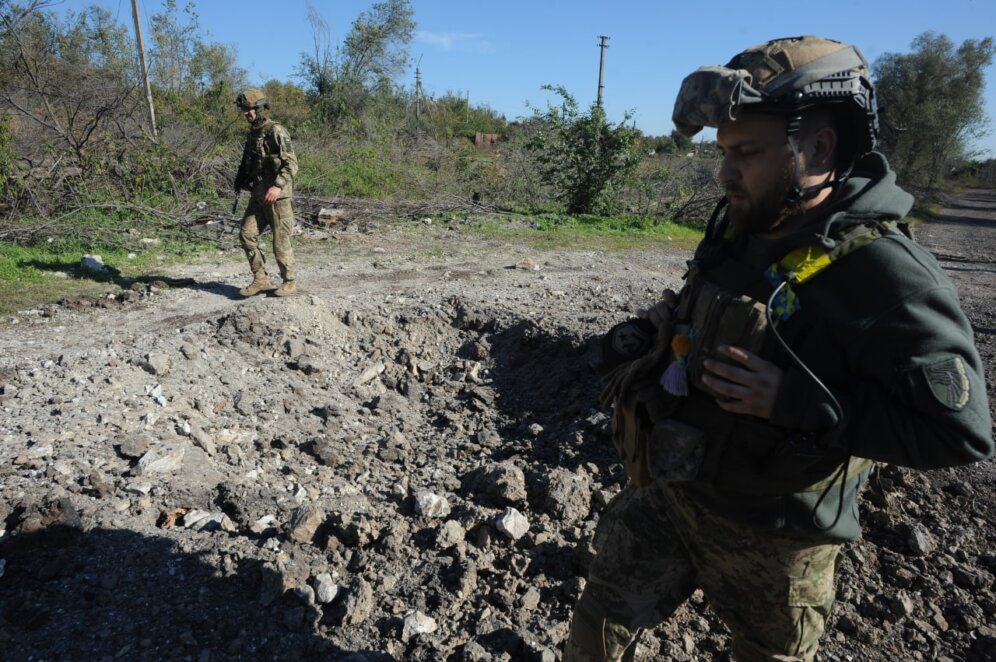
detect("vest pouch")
[685,281,769,398]
[647,418,705,482]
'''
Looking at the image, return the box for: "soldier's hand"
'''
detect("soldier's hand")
[702,345,782,418]
[263,186,281,204]
[637,289,678,329]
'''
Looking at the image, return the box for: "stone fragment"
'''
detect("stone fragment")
[313,573,339,604]
[354,361,385,386]
[250,515,279,536]
[908,523,935,556]
[496,507,529,540]
[188,425,216,456]
[118,434,152,459]
[140,352,172,376]
[437,520,465,548]
[475,462,527,505]
[544,467,592,523]
[287,504,324,544]
[401,610,438,642]
[295,355,322,375]
[137,444,185,476]
[515,257,539,271]
[183,509,236,533]
[16,496,82,535]
[285,338,306,359]
[342,578,375,626]
[80,254,109,274]
[414,490,451,518]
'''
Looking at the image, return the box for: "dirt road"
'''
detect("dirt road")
[0,194,993,661]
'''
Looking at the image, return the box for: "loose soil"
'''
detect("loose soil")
[0,193,993,661]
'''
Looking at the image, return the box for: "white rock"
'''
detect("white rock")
[313,573,339,604]
[414,490,451,518]
[80,255,108,274]
[125,481,153,495]
[496,507,529,540]
[183,509,236,532]
[401,610,438,642]
[250,515,279,535]
[354,361,386,386]
[137,443,185,475]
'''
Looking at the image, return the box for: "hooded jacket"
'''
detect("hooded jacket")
[670,151,993,541]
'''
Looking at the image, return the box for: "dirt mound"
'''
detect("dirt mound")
[0,212,994,660]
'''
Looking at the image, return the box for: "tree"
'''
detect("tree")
[297,0,414,128]
[874,32,994,190]
[0,1,142,163]
[148,0,245,95]
[526,85,640,214]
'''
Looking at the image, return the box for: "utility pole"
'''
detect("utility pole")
[131,0,158,140]
[414,66,424,139]
[596,35,609,108]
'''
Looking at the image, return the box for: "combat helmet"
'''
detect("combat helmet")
[672,36,879,161]
[235,88,270,111]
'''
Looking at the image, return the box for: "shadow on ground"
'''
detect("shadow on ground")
[0,524,394,661]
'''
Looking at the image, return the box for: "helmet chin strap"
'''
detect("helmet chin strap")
[783,116,848,208]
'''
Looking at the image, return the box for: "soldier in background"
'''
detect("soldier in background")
[234,88,299,297]
[564,36,993,661]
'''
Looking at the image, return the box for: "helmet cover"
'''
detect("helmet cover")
[672,36,879,154]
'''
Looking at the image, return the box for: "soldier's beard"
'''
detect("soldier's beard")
[726,165,802,234]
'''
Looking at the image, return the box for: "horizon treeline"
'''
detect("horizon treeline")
[0,0,993,247]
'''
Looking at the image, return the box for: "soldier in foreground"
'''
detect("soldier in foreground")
[234,88,299,297]
[564,36,994,661]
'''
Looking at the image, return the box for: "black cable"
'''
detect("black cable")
[765,280,851,531]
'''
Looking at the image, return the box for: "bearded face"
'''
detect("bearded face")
[725,161,794,232]
[717,113,802,234]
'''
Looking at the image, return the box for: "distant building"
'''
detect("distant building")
[473,132,499,146]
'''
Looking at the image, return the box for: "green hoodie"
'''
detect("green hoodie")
[672,151,993,541]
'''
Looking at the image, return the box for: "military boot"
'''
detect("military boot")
[274,280,297,297]
[239,275,275,297]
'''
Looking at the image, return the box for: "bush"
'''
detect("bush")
[525,86,641,215]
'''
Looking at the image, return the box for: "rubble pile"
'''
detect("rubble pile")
[0,232,992,661]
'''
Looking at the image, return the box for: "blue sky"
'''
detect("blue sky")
[56,0,996,156]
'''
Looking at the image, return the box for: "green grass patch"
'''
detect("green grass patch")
[0,235,216,315]
[439,212,702,250]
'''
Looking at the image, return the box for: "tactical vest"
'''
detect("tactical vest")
[603,220,904,493]
[236,120,285,193]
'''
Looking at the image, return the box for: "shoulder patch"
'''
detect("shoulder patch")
[922,356,970,410]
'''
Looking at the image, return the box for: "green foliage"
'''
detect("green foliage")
[149,0,246,94]
[457,212,702,250]
[0,113,18,203]
[298,0,414,128]
[525,86,641,214]
[298,142,396,198]
[670,129,694,153]
[874,32,995,190]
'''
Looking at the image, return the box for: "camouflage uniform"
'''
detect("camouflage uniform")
[565,481,838,662]
[564,36,993,661]
[235,90,299,292]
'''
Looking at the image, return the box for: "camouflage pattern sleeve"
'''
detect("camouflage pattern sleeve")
[272,124,298,190]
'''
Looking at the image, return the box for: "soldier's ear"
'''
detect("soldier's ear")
[808,126,837,170]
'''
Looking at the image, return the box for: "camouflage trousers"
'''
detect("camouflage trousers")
[240,196,296,283]
[563,481,840,661]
